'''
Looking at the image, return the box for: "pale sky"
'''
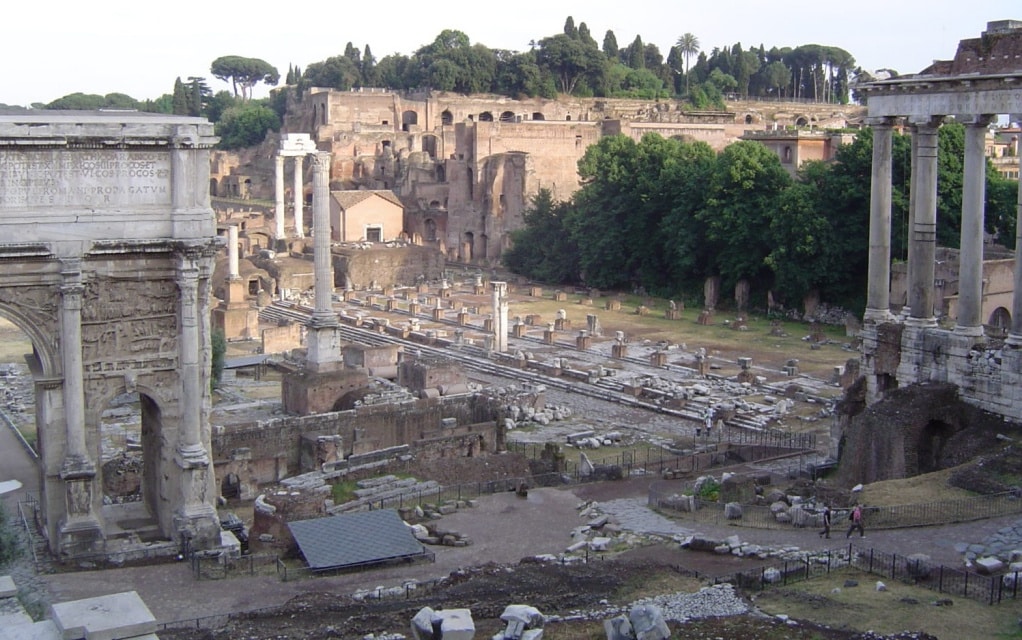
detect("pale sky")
[2,1,1019,107]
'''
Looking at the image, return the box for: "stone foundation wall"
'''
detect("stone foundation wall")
[332,245,444,289]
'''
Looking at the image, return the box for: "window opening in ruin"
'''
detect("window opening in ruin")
[783,146,792,163]
[248,279,259,296]
[382,140,391,149]
[422,135,438,159]
[321,104,327,125]
[989,307,1011,334]
[99,392,167,542]
[402,110,418,132]
[366,226,383,243]
[480,234,488,260]
[429,200,441,209]
[382,120,389,125]
[499,194,506,211]
[441,110,454,125]
[875,373,897,395]
[463,231,474,261]
[499,111,515,123]
[436,164,446,182]
[745,114,753,124]
[425,218,437,242]
[795,116,808,127]
[209,178,218,197]
[479,112,493,122]
[532,112,545,121]
[566,115,571,121]
[576,135,582,149]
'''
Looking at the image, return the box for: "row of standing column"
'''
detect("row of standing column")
[274,155,305,240]
[864,115,1022,342]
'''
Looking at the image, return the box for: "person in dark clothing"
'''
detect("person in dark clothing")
[818,505,832,539]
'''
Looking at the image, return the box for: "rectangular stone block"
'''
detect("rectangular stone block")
[0,575,16,598]
[50,591,156,640]
[0,618,60,640]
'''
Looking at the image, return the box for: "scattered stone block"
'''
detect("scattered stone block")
[763,568,782,583]
[0,575,16,598]
[50,591,157,640]
[976,556,1005,575]
[876,581,887,592]
[604,615,633,640]
[724,502,743,520]
[628,604,670,640]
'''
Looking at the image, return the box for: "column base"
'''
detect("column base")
[173,504,221,554]
[863,308,896,324]
[59,454,96,480]
[58,516,104,558]
[953,324,985,338]
[175,444,210,470]
[904,316,938,329]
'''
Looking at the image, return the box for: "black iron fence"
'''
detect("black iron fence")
[711,543,1022,605]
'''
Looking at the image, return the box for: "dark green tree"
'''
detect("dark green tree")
[171,78,189,115]
[216,103,280,149]
[502,189,580,283]
[210,55,280,100]
[602,30,619,59]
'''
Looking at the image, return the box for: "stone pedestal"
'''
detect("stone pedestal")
[696,357,710,376]
[483,318,494,332]
[554,318,570,331]
[544,330,556,345]
[432,308,445,321]
[473,284,485,295]
[383,286,395,297]
[440,286,452,298]
[385,299,396,311]
[579,298,593,306]
[650,352,668,367]
[525,314,541,325]
[606,299,621,311]
[576,334,591,351]
[554,291,567,301]
[697,310,714,325]
[457,312,469,325]
[417,283,430,294]
[213,279,259,340]
[612,344,628,358]
[365,294,377,307]
[529,286,543,297]
[343,289,357,301]
[665,309,682,320]
[409,302,421,316]
[513,323,528,338]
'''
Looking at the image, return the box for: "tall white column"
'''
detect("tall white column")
[1008,113,1022,346]
[274,155,285,241]
[864,118,896,323]
[906,117,941,327]
[312,153,334,321]
[293,156,305,238]
[305,152,341,371]
[227,224,240,280]
[491,281,508,352]
[955,116,993,336]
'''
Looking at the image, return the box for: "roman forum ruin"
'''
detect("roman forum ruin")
[860,19,1022,420]
[0,112,223,558]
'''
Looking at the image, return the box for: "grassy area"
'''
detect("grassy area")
[857,467,977,506]
[507,292,852,379]
[753,567,1022,639]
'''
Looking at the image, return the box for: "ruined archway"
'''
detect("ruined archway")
[914,419,955,475]
[532,112,545,121]
[989,306,1011,331]
[479,112,494,122]
[422,134,438,159]
[425,219,438,242]
[441,110,453,125]
[499,111,515,123]
[462,232,475,262]
[0,112,221,561]
[402,110,418,131]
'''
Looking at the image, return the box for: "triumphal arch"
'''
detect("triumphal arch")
[0,111,221,558]
[860,20,1022,420]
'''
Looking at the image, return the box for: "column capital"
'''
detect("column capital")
[907,115,944,130]
[863,116,897,128]
[274,154,285,167]
[311,151,332,168]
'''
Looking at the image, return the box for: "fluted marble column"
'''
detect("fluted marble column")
[58,262,92,478]
[293,156,305,238]
[305,152,341,371]
[906,117,941,327]
[864,118,896,323]
[176,259,206,463]
[274,155,285,240]
[955,116,994,336]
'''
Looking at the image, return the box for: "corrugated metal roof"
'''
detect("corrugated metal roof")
[288,510,426,571]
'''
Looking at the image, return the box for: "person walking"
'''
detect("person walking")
[846,504,865,538]
[818,505,832,539]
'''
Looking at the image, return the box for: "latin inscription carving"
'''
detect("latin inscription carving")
[0,150,171,209]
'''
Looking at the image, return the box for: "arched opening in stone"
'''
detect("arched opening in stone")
[436,164,446,182]
[532,112,545,121]
[0,315,40,457]
[479,234,488,260]
[566,114,572,121]
[425,219,437,242]
[402,110,418,131]
[499,111,515,123]
[462,231,474,262]
[989,306,1011,332]
[915,419,955,475]
[422,134,438,159]
[745,114,753,125]
[209,178,219,197]
[795,116,809,127]
[467,167,474,200]
[479,112,494,122]
[99,391,167,543]
[441,110,454,125]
